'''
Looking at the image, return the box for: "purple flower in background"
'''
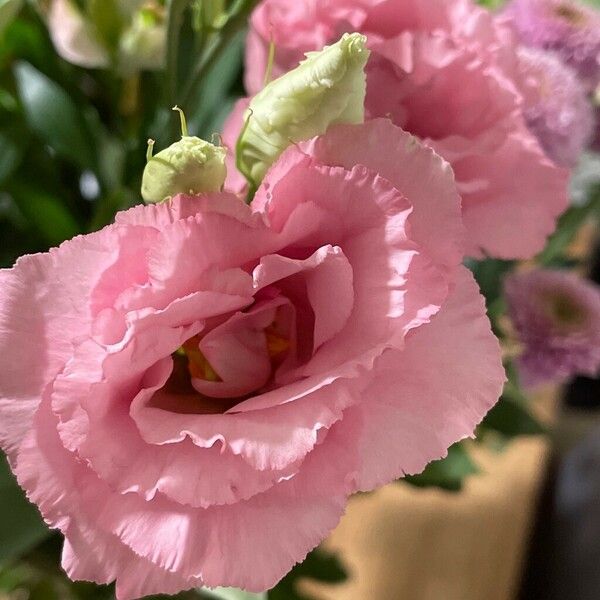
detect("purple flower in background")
[518,46,594,167]
[505,269,600,387]
[504,0,600,89]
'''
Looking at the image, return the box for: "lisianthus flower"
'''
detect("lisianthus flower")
[0,120,504,599]
[505,269,600,387]
[518,46,594,167]
[46,0,166,73]
[239,0,569,259]
[504,0,600,90]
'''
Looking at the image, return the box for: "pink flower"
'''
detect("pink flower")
[505,269,600,387]
[504,0,600,90]
[0,120,504,599]
[517,46,594,168]
[243,0,569,259]
[48,0,110,68]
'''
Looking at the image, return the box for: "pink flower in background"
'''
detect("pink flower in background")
[242,0,569,260]
[48,0,109,68]
[517,46,594,168]
[504,0,600,90]
[0,120,504,599]
[505,269,600,387]
[46,0,166,73]
[244,0,372,95]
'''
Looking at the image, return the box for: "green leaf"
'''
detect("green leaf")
[179,0,260,108]
[190,31,243,137]
[14,62,96,170]
[0,131,23,185]
[165,0,191,103]
[202,588,267,600]
[10,181,80,246]
[536,185,600,266]
[89,187,137,231]
[482,395,546,437]
[0,454,50,564]
[82,107,126,192]
[268,549,346,600]
[404,442,479,492]
[469,257,515,307]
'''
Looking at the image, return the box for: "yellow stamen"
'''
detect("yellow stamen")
[265,324,290,357]
[181,336,221,381]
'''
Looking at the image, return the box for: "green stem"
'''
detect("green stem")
[179,0,259,108]
[165,0,190,105]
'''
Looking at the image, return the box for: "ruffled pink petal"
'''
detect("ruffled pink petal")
[362,0,464,37]
[90,226,159,316]
[255,151,449,375]
[346,266,505,490]
[62,520,201,598]
[56,347,302,509]
[0,225,133,458]
[298,119,465,274]
[53,297,300,508]
[253,245,354,351]
[138,210,276,308]
[16,397,359,594]
[115,192,259,231]
[447,126,569,259]
[132,374,358,471]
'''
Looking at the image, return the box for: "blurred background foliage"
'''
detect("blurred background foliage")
[0,0,600,599]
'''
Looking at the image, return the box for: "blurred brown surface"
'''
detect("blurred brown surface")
[305,437,550,600]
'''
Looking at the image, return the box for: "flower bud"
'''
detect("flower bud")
[141,107,227,204]
[236,32,370,189]
[118,3,166,75]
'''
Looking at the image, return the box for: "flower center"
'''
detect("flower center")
[554,3,586,25]
[178,323,290,384]
[180,336,221,382]
[543,291,587,329]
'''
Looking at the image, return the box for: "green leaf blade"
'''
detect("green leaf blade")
[14,62,96,171]
[0,454,50,564]
[404,443,479,492]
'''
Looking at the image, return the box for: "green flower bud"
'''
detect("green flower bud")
[141,107,226,204]
[237,32,370,190]
[118,3,166,75]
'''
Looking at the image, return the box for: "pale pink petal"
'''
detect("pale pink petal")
[132,374,358,471]
[255,153,449,375]
[48,0,109,68]
[16,398,358,594]
[298,119,465,274]
[62,520,201,598]
[347,266,505,490]
[115,192,259,230]
[253,245,354,351]
[448,127,569,258]
[0,226,133,458]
